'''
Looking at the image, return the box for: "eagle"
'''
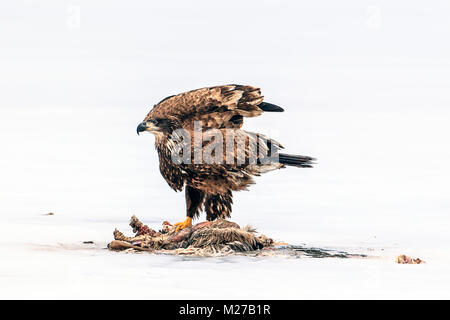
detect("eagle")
[137,85,315,231]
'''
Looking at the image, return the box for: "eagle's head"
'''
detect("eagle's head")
[136,118,173,135]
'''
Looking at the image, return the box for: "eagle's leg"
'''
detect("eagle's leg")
[204,191,233,221]
[174,186,204,232]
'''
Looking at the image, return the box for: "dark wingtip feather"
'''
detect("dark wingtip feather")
[258,102,284,112]
[278,153,316,168]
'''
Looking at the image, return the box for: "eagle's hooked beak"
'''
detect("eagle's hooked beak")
[137,120,161,135]
[136,122,147,135]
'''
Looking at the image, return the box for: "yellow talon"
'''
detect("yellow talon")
[173,217,192,232]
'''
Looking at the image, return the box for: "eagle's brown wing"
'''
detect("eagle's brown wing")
[145,84,283,130]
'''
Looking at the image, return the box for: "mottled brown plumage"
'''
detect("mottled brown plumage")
[138,85,315,228]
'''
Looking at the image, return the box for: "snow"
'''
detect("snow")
[1,217,449,300]
[1,0,450,299]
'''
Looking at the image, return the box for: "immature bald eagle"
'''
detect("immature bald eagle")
[137,85,315,231]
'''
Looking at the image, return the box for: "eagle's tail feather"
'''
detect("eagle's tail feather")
[258,102,284,112]
[278,153,316,168]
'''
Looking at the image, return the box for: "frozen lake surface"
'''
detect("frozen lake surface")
[1,213,449,299]
[2,104,450,299]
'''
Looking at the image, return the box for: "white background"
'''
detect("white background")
[1,0,450,299]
